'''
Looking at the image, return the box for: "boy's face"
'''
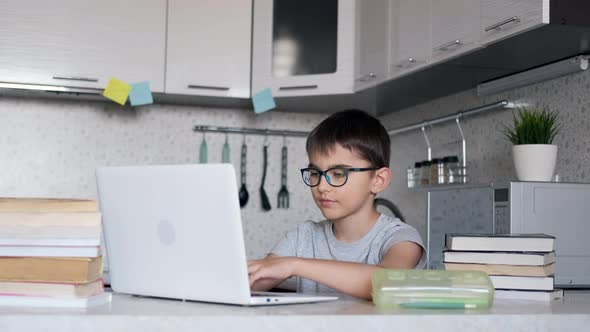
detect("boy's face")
[307,144,378,221]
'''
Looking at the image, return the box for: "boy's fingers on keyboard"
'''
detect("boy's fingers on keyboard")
[248,263,261,274]
[249,271,263,285]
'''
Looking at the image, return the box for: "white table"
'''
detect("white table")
[1,291,590,331]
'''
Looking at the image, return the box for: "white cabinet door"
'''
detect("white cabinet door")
[166,0,252,98]
[0,0,166,92]
[480,0,547,45]
[252,0,356,97]
[354,0,389,91]
[389,0,432,78]
[431,0,481,62]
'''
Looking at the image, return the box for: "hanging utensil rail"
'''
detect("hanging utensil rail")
[387,100,514,136]
[193,125,309,137]
[194,101,513,138]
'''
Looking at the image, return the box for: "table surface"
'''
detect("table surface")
[1,290,589,332]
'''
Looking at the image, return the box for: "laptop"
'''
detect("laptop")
[96,164,338,306]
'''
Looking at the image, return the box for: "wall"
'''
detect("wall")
[379,68,590,240]
[4,67,589,261]
[0,96,328,259]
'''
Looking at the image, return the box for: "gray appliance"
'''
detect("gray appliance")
[427,181,590,287]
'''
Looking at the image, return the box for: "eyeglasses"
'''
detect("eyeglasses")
[300,167,379,187]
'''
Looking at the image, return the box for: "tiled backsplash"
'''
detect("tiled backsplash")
[3,66,589,259]
[380,68,590,240]
[0,96,327,259]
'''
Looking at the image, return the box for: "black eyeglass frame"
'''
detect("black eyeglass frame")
[299,167,380,187]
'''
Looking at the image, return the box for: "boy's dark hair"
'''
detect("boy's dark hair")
[306,109,390,168]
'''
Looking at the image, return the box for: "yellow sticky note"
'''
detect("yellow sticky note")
[102,78,132,106]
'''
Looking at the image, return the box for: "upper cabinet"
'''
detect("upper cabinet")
[0,0,578,113]
[0,0,166,92]
[251,0,388,97]
[354,0,390,91]
[389,0,432,78]
[165,0,252,98]
[480,0,547,45]
[430,0,481,62]
[252,0,352,97]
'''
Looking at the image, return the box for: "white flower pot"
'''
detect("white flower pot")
[512,144,558,182]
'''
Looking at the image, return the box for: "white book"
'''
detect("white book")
[443,251,556,266]
[494,289,564,301]
[0,212,101,246]
[0,279,103,298]
[444,262,555,277]
[445,233,555,252]
[0,292,111,308]
[490,275,554,291]
[0,245,101,258]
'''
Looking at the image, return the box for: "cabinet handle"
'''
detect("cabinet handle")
[395,58,418,68]
[187,84,230,91]
[52,76,99,83]
[356,73,377,82]
[433,39,462,52]
[485,16,520,32]
[278,85,318,91]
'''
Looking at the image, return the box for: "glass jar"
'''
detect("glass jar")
[413,162,422,187]
[436,158,446,184]
[407,166,415,188]
[444,156,460,184]
[459,164,469,183]
[430,158,440,185]
[420,160,431,186]
[410,162,422,188]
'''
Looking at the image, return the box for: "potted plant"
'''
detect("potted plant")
[503,108,561,182]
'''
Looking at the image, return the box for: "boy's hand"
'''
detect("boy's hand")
[248,256,298,286]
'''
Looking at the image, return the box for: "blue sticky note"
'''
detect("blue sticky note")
[129,82,153,107]
[252,88,276,113]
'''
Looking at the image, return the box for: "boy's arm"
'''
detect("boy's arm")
[248,241,422,300]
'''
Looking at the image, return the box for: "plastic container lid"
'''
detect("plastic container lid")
[443,156,459,163]
[372,269,494,310]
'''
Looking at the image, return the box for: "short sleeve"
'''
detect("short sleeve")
[379,225,427,269]
[269,227,299,257]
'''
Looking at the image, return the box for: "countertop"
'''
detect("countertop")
[2,290,590,331]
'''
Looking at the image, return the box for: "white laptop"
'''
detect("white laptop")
[96,164,337,306]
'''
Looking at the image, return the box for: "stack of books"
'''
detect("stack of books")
[0,198,111,308]
[443,233,563,301]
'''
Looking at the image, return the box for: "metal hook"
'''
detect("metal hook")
[264,131,269,146]
[421,125,432,161]
[282,134,287,146]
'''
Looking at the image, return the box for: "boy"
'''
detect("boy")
[248,110,425,300]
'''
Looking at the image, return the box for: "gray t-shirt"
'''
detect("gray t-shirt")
[270,213,426,293]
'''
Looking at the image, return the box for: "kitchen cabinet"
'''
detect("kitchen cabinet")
[0,0,166,92]
[354,0,390,91]
[480,0,547,45]
[389,0,432,78]
[165,0,252,98]
[430,0,481,63]
[252,0,388,97]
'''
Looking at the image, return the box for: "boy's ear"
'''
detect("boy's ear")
[371,167,391,194]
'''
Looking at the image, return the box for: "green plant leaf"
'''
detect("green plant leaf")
[501,107,560,145]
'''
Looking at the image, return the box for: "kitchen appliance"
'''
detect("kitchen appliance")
[427,181,590,287]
